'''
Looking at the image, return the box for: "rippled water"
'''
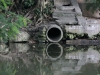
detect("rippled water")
[0,43,100,75]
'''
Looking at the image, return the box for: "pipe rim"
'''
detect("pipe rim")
[46,43,63,60]
[46,25,63,42]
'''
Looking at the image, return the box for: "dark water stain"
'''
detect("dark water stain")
[0,43,100,75]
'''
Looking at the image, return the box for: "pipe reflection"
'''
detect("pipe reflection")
[0,43,100,75]
[46,43,63,60]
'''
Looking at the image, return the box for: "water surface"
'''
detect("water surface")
[0,43,100,75]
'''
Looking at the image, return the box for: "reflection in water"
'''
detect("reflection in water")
[9,43,30,53]
[0,61,16,75]
[76,63,98,75]
[65,47,100,63]
[46,43,63,60]
[0,43,100,75]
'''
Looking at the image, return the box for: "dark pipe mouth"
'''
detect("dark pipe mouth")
[47,28,62,41]
[46,43,63,60]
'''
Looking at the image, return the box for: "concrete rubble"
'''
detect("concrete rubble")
[52,0,100,40]
[6,0,100,42]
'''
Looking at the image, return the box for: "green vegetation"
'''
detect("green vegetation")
[86,0,100,12]
[64,32,89,40]
[0,12,28,42]
[0,0,53,42]
[1,0,99,42]
[0,0,29,42]
[0,62,17,75]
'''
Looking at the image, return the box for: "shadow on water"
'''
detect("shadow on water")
[0,43,100,75]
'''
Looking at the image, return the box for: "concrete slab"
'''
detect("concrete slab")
[71,0,82,16]
[76,16,86,25]
[64,23,100,37]
[56,6,75,11]
[53,10,76,14]
[64,25,84,34]
[53,11,76,19]
[56,17,78,25]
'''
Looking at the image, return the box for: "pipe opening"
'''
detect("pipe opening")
[46,43,63,60]
[47,26,63,42]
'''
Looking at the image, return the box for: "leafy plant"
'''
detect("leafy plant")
[86,0,100,12]
[0,12,29,42]
[33,0,53,25]
[0,0,12,10]
[42,1,53,19]
[0,0,30,42]
[23,0,37,8]
[0,0,53,42]
[0,62,17,75]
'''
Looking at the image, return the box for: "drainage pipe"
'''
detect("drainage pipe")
[46,25,63,42]
[46,43,63,60]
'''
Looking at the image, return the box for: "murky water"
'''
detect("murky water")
[0,43,100,75]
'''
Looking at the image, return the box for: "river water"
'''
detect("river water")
[0,43,100,75]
